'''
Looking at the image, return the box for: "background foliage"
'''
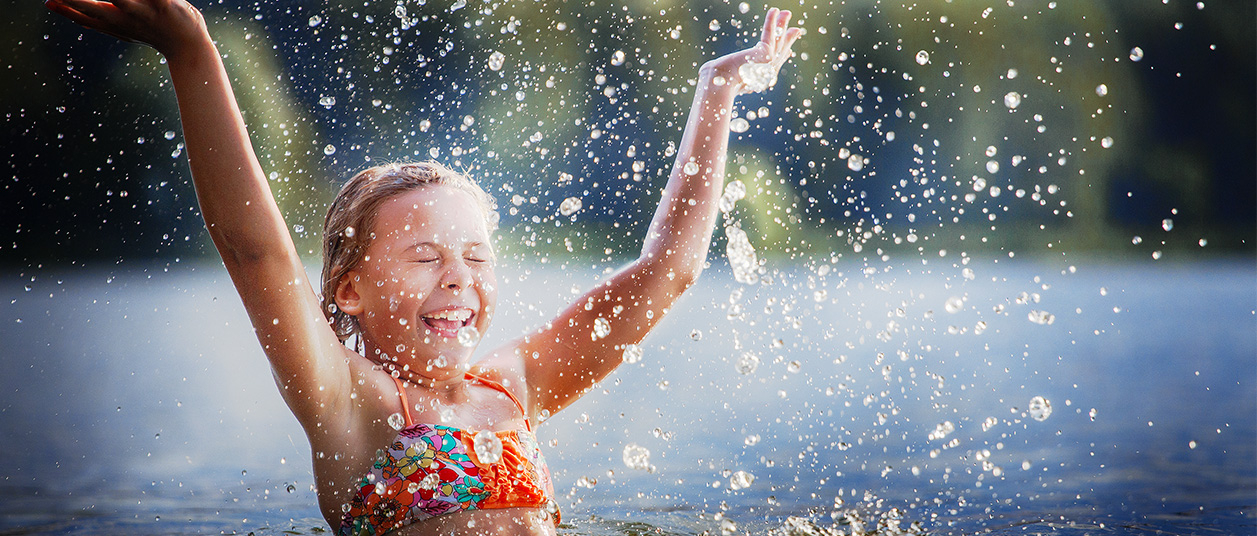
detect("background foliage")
[3,0,1253,267]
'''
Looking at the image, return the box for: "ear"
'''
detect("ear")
[334,271,365,316]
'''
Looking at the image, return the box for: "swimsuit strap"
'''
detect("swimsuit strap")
[465,372,532,432]
[390,373,531,432]
[391,376,416,428]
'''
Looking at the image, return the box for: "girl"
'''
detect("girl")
[44,0,802,533]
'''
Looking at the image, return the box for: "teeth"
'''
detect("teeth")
[423,309,472,322]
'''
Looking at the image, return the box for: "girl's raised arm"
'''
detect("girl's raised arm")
[488,9,803,419]
[46,0,351,429]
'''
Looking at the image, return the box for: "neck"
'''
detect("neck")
[360,336,475,398]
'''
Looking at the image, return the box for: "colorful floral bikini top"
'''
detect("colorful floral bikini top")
[338,373,560,536]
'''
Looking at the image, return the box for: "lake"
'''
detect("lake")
[1,257,1253,535]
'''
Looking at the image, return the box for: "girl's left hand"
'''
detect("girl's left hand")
[702,7,804,94]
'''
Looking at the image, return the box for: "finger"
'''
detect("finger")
[46,0,105,28]
[109,0,147,16]
[48,0,142,43]
[781,27,803,56]
[777,9,792,33]
[61,0,130,31]
[763,10,789,54]
[761,7,778,44]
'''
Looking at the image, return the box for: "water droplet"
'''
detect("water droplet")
[729,117,750,133]
[1004,91,1021,109]
[928,421,955,441]
[450,0,466,11]
[592,317,611,340]
[683,161,700,175]
[847,154,864,172]
[164,131,176,140]
[915,50,930,65]
[1088,408,1098,421]
[473,430,503,463]
[725,224,759,285]
[1095,84,1109,97]
[456,325,480,347]
[344,226,356,238]
[744,434,761,446]
[718,180,747,213]
[622,344,643,364]
[387,412,405,430]
[786,361,801,373]
[394,5,407,19]
[1129,47,1144,62]
[559,197,582,216]
[986,160,1000,174]
[575,475,597,488]
[739,2,749,13]
[308,15,322,27]
[419,473,440,490]
[944,296,964,314]
[622,443,651,470]
[737,61,777,93]
[1161,218,1174,232]
[285,483,297,493]
[323,144,336,155]
[515,90,526,101]
[709,20,721,31]
[1027,310,1055,325]
[611,50,626,66]
[1198,238,1208,247]
[487,50,505,72]
[735,352,760,374]
[1101,136,1114,148]
[729,470,755,490]
[1028,396,1052,421]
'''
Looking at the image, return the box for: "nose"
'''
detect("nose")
[440,258,474,292]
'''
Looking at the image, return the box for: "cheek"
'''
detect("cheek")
[477,272,499,311]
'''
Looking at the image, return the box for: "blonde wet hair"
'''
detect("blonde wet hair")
[320,161,497,341]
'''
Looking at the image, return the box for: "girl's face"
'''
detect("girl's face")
[343,185,497,374]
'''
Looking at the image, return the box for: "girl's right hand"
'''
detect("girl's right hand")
[45,0,208,56]
[701,7,803,94]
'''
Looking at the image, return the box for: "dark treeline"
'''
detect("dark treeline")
[3,0,1253,267]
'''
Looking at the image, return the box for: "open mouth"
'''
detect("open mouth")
[420,308,474,338]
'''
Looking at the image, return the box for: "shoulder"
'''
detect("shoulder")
[469,343,530,399]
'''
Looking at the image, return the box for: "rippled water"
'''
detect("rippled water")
[1,259,1253,535]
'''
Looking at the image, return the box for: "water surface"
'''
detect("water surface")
[1,259,1252,535]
